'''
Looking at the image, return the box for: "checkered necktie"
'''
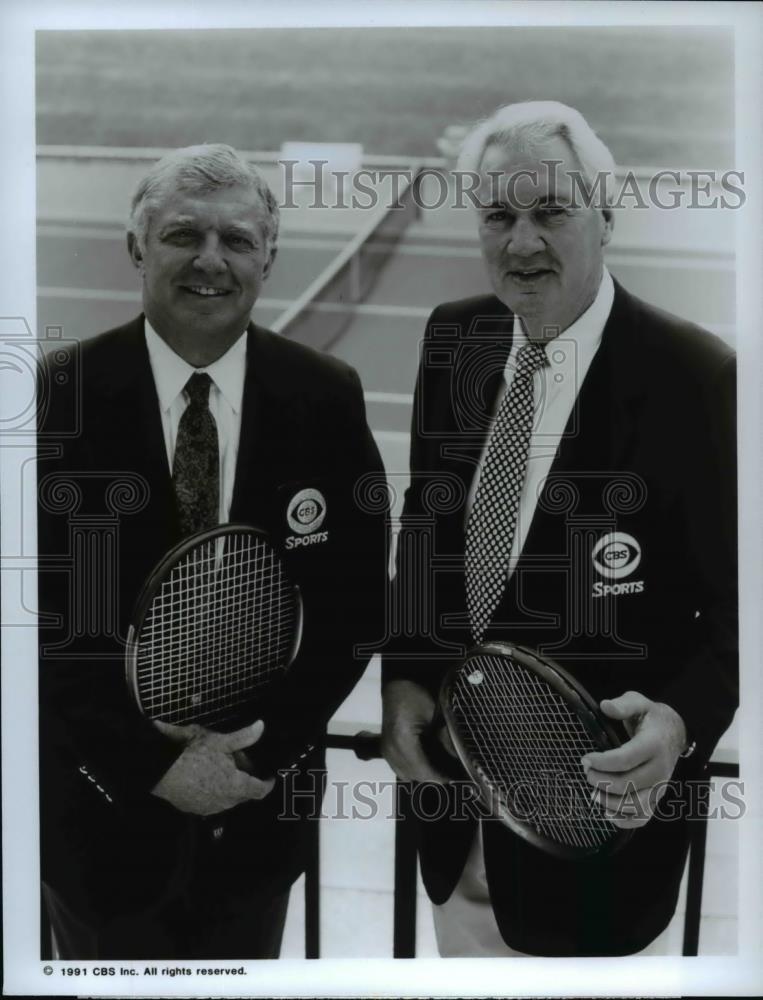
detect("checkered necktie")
[172,372,219,537]
[465,341,548,643]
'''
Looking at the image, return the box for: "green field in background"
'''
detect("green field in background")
[37,27,733,167]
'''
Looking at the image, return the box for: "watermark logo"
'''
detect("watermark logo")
[278,160,747,213]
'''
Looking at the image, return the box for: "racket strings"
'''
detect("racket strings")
[140,548,293,721]
[450,655,616,849]
[135,533,297,726]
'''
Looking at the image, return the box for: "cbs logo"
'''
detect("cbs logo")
[287,488,327,535]
[592,532,641,580]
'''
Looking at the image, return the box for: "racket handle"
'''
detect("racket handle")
[234,734,317,781]
[353,731,382,761]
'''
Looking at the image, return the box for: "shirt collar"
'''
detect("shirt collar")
[510,266,615,371]
[144,319,248,414]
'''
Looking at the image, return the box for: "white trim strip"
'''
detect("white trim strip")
[372,430,411,444]
[364,391,414,405]
[309,302,430,318]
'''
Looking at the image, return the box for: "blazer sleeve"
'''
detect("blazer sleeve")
[37,355,183,805]
[657,351,738,766]
[381,305,455,698]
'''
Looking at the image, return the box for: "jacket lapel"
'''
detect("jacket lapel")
[551,278,646,476]
[230,324,312,528]
[521,279,650,556]
[230,325,265,524]
[92,316,180,542]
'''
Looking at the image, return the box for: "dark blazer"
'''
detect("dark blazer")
[38,316,389,925]
[382,280,737,955]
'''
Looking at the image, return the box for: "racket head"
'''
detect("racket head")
[440,642,633,859]
[125,524,302,730]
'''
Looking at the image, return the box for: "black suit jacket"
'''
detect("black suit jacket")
[38,316,389,924]
[382,281,737,955]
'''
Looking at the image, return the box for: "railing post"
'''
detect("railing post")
[392,781,418,958]
[682,772,715,956]
[304,819,321,958]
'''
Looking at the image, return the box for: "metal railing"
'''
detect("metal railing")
[309,731,739,959]
[39,730,737,960]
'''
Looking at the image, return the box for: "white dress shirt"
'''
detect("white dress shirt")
[466,268,615,579]
[144,321,247,523]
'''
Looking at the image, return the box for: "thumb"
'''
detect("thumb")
[154,719,204,744]
[600,690,653,719]
[600,690,653,734]
[214,719,266,754]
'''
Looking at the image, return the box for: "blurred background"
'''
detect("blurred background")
[37,27,733,165]
[35,25,738,960]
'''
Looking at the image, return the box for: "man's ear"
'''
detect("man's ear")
[263,245,277,280]
[127,231,144,272]
[601,208,614,248]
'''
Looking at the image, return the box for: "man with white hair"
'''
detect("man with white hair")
[38,143,388,958]
[382,102,737,956]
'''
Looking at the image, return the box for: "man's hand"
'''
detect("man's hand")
[151,719,276,816]
[381,678,454,784]
[581,691,688,829]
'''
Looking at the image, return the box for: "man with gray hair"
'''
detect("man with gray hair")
[38,143,388,958]
[382,102,737,955]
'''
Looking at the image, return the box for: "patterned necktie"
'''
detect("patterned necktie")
[172,372,219,537]
[465,341,549,643]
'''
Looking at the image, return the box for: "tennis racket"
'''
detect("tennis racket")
[126,524,303,732]
[421,642,633,859]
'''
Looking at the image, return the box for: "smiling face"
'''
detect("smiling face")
[128,182,276,366]
[477,135,613,341]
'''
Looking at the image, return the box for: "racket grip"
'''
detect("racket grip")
[353,731,382,761]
